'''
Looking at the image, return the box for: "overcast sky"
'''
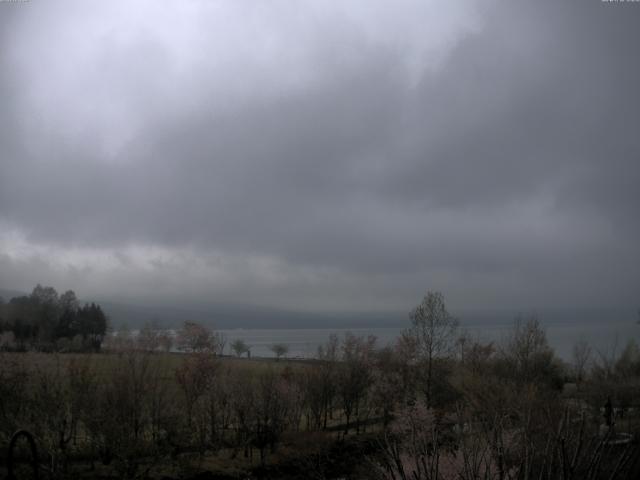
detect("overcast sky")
[0,0,638,315]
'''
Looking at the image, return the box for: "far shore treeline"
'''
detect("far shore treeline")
[0,285,108,352]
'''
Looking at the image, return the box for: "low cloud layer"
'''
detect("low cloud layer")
[1,1,638,314]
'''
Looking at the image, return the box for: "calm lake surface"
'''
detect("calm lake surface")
[219,318,640,362]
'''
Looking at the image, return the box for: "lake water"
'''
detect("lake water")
[219,318,640,362]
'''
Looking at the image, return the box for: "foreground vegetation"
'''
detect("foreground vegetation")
[1,291,639,479]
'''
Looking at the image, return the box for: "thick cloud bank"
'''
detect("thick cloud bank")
[0,1,638,313]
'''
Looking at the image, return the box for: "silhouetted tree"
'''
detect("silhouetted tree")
[337,333,376,434]
[231,339,250,357]
[270,343,289,360]
[405,291,458,406]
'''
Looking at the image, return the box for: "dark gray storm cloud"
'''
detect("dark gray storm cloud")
[0,0,638,312]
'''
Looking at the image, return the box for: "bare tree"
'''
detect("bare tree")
[84,351,153,476]
[205,366,235,447]
[137,321,161,352]
[229,374,256,459]
[572,338,592,385]
[337,333,376,434]
[375,404,444,480]
[252,369,293,465]
[175,352,218,431]
[405,291,458,407]
[501,314,558,386]
[303,334,340,431]
[214,331,227,356]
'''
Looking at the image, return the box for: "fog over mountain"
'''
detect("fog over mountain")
[1,1,639,319]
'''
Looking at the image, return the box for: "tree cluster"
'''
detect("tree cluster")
[0,285,108,352]
[101,320,223,355]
